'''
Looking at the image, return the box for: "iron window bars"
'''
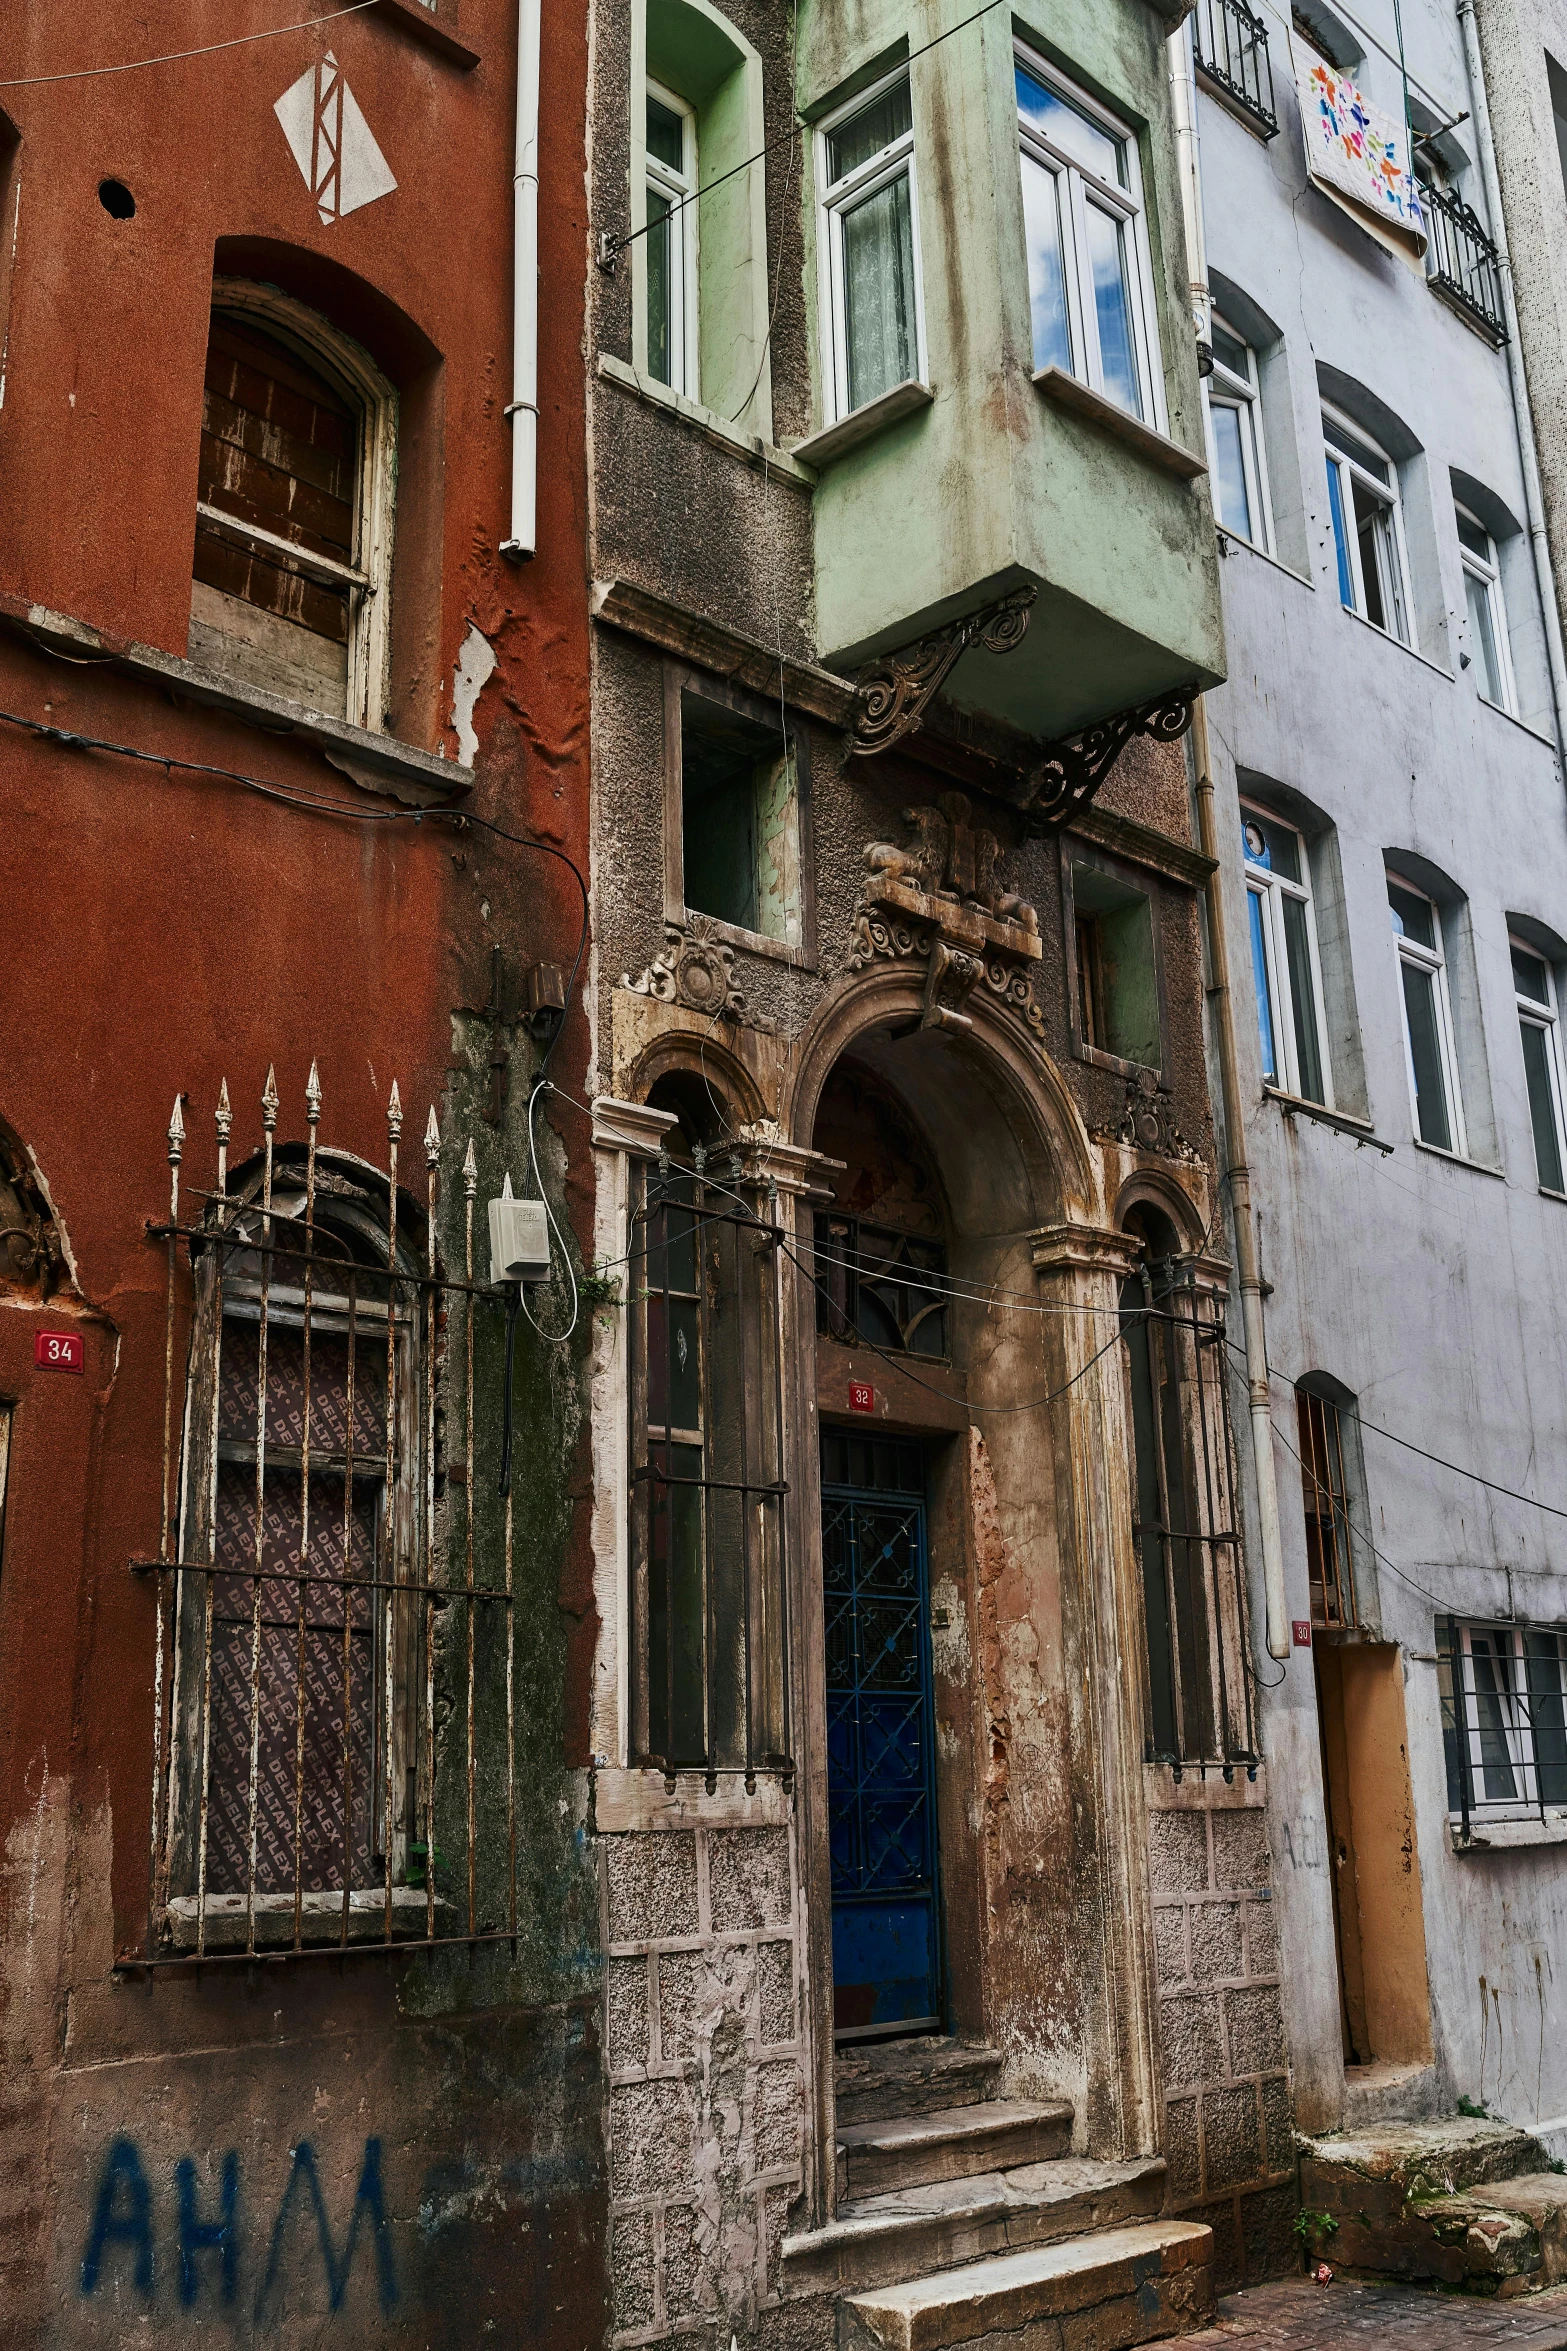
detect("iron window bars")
[628,1149,791,1785]
[1297,1388,1357,1629]
[1121,1259,1257,1775]
[812,1215,949,1359]
[1421,181,1507,345]
[134,1071,529,1969]
[1192,0,1279,138]
[1439,1618,1567,1836]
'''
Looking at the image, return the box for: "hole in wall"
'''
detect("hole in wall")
[98,179,135,220]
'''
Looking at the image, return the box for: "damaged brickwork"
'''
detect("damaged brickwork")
[1150,1793,1297,2289]
[602,1822,808,2346]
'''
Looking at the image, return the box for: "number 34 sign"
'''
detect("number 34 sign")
[34,1330,84,1374]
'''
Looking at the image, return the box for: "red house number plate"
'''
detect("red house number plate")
[848,1381,875,1414]
[1292,1620,1312,1648]
[35,1330,84,1373]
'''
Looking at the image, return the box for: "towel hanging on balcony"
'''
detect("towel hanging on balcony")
[1294,52,1428,269]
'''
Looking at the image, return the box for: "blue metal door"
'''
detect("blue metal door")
[822,1432,941,2037]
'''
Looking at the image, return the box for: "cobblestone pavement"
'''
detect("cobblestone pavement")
[1179,2278,1567,2351]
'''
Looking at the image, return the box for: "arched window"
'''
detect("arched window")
[1118,1205,1253,1770]
[810,1065,949,1360]
[627,1073,788,1779]
[190,280,395,727]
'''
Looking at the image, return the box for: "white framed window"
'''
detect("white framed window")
[1242,804,1331,1105]
[1016,45,1164,427]
[817,69,926,423]
[1324,405,1414,647]
[1389,875,1465,1154]
[1207,316,1272,550]
[1440,1620,1567,1823]
[1511,938,1567,1193]
[646,81,698,396]
[1458,505,1516,715]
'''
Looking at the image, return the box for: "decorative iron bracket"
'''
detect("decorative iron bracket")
[849,588,1036,758]
[1023,687,1199,832]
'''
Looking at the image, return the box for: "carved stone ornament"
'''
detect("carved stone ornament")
[850,588,1036,758]
[621,924,746,1021]
[1097,1067,1197,1161]
[1025,689,1198,831]
[851,793,1047,1040]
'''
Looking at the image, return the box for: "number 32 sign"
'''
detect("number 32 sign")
[35,1330,84,1374]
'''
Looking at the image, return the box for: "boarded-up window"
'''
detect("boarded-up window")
[190,314,362,714]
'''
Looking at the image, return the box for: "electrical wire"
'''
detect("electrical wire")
[0,0,379,87]
[600,0,1012,266]
[518,1080,581,1345]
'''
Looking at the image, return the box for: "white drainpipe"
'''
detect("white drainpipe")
[1456,0,1567,762]
[502,0,542,561]
[1168,23,1292,1662]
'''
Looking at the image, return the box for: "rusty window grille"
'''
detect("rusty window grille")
[136,1070,528,1967]
[1120,1261,1256,1775]
[1420,179,1507,345]
[1439,1619,1567,1838]
[811,1215,949,1359]
[1297,1386,1359,1628]
[1192,0,1278,139]
[627,1149,791,1785]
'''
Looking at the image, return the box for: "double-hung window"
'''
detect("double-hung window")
[1512,939,1567,1193]
[1016,49,1162,423]
[1389,877,1465,1153]
[1207,316,1271,549]
[646,83,697,395]
[819,71,924,422]
[1458,506,1516,714]
[1440,1620,1567,1825]
[1242,805,1330,1105]
[1324,406,1413,646]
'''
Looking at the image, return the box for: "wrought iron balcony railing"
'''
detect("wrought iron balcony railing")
[1422,179,1508,344]
[1192,0,1279,139]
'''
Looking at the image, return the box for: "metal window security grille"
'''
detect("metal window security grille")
[628,1150,790,1784]
[1440,1619,1567,1835]
[136,1070,530,1967]
[1192,0,1279,137]
[821,1431,940,2037]
[812,1214,949,1359]
[1422,181,1507,344]
[1298,1389,1357,1629]
[1120,1262,1255,1774]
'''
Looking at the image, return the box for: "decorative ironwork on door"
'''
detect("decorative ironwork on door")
[822,1431,941,2038]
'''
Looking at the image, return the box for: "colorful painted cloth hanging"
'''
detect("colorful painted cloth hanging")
[1295,54,1427,262]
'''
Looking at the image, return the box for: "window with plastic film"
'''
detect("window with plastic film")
[813,1217,948,1358]
[629,1147,790,1781]
[818,69,924,420]
[1118,1213,1254,1773]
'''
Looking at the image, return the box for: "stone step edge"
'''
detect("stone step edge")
[838,2100,1076,2154]
[840,2219,1213,2351]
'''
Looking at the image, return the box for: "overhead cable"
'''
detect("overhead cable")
[0,0,378,87]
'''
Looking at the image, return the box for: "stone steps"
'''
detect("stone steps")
[781,2154,1168,2298]
[837,2218,1215,2351]
[1300,2117,1566,2296]
[836,2037,1005,2127]
[838,2099,1075,2198]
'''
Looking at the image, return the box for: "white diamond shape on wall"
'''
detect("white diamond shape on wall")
[275,52,397,225]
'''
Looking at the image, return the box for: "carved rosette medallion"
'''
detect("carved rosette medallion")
[1095,1067,1198,1161]
[621,924,746,1021]
[850,793,1045,1040]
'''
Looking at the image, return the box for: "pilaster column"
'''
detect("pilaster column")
[1030,1220,1161,2161]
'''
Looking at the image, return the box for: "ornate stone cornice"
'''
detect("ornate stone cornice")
[1030,1222,1144,1282]
[850,793,1046,1039]
[591,1097,682,1157]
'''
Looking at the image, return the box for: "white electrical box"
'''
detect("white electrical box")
[488,1178,552,1284]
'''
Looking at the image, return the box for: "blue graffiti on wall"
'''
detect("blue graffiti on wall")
[81,2136,398,2315]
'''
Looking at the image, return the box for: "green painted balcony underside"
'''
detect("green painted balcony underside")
[798,0,1225,741]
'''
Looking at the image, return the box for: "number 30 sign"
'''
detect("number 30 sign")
[35,1330,84,1373]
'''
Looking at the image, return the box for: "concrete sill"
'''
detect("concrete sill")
[10,601,465,808]
[1411,1138,1506,1178]
[596,352,814,484]
[790,379,935,470]
[1336,598,1455,683]
[1264,1086,1393,1153]
[673,903,815,971]
[1076,1041,1163,1083]
[1216,528,1314,590]
[372,0,480,67]
[161,1889,443,1951]
[1450,1813,1567,1853]
[1034,368,1207,481]
[593,1766,793,1834]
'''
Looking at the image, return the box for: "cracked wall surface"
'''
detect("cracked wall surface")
[602,1822,807,2347]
